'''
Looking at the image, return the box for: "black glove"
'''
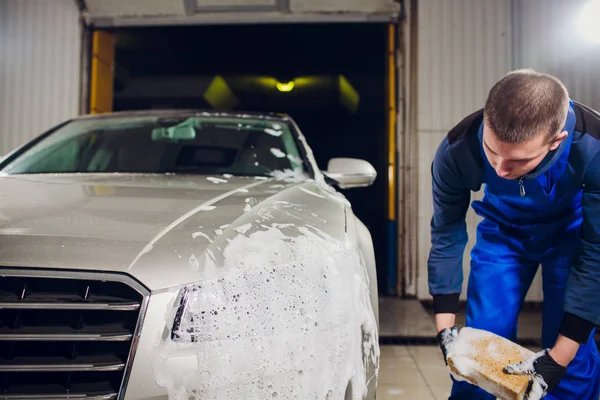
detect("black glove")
[504,349,567,400]
[436,326,458,365]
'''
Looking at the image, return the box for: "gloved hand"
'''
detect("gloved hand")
[436,326,458,365]
[504,349,567,400]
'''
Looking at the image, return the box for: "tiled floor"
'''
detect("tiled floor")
[376,298,543,400]
[376,345,452,400]
[376,298,600,399]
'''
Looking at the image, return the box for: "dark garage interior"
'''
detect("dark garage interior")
[110,23,393,294]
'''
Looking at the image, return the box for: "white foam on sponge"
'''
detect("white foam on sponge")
[153,224,379,400]
[447,327,492,382]
[447,327,535,399]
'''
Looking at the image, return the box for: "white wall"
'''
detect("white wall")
[0,0,82,157]
[417,0,513,300]
[415,0,600,301]
[516,0,600,110]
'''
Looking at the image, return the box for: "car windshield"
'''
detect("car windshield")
[0,115,307,176]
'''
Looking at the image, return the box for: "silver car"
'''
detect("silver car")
[0,110,380,400]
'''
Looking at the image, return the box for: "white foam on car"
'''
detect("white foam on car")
[270,148,287,158]
[207,177,228,184]
[234,223,253,235]
[287,154,303,165]
[264,128,283,137]
[189,254,200,271]
[191,231,212,242]
[152,224,379,400]
[270,169,308,183]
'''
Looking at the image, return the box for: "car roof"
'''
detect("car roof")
[73,109,292,122]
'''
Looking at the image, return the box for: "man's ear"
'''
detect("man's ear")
[550,130,568,151]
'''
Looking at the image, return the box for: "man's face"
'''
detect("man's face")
[482,122,567,180]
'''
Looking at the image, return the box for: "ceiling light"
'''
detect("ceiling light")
[577,0,600,44]
[276,81,295,92]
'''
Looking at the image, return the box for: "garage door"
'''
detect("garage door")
[83,0,401,26]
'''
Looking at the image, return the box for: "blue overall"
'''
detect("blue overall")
[448,105,600,399]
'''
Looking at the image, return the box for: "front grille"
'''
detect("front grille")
[0,270,148,400]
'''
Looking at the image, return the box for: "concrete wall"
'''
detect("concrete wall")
[0,0,82,157]
[415,0,600,301]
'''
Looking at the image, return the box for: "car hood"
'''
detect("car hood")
[0,173,347,291]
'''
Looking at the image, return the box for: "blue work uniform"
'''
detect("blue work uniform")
[429,100,600,399]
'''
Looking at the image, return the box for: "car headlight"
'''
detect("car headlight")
[169,276,262,344]
[170,283,232,343]
[171,286,193,342]
[168,260,327,345]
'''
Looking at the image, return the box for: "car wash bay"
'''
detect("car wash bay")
[3,0,600,398]
[91,22,399,297]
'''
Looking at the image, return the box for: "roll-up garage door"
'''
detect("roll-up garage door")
[81,0,400,26]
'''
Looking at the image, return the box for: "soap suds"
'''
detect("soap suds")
[189,254,200,271]
[207,177,228,184]
[264,128,283,137]
[387,389,404,395]
[270,148,286,158]
[235,223,253,235]
[287,154,303,165]
[153,224,379,400]
[447,327,535,398]
[271,223,295,229]
[270,169,308,183]
[192,231,213,242]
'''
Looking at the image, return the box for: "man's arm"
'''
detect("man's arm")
[429,136,473,327]
[552,151,600,363]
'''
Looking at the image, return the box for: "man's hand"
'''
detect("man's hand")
[436,326,458,365]
[504,349,567,400]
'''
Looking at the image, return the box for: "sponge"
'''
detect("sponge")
[446,327,535,400]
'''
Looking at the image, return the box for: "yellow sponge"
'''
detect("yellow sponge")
[447,327,535,400]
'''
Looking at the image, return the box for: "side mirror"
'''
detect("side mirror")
[323,158,377,189]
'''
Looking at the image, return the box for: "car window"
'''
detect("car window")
[1,116,307,176]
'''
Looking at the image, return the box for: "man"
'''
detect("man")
[429,69,600,400]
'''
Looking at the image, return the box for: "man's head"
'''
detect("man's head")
[483,69,570,180]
